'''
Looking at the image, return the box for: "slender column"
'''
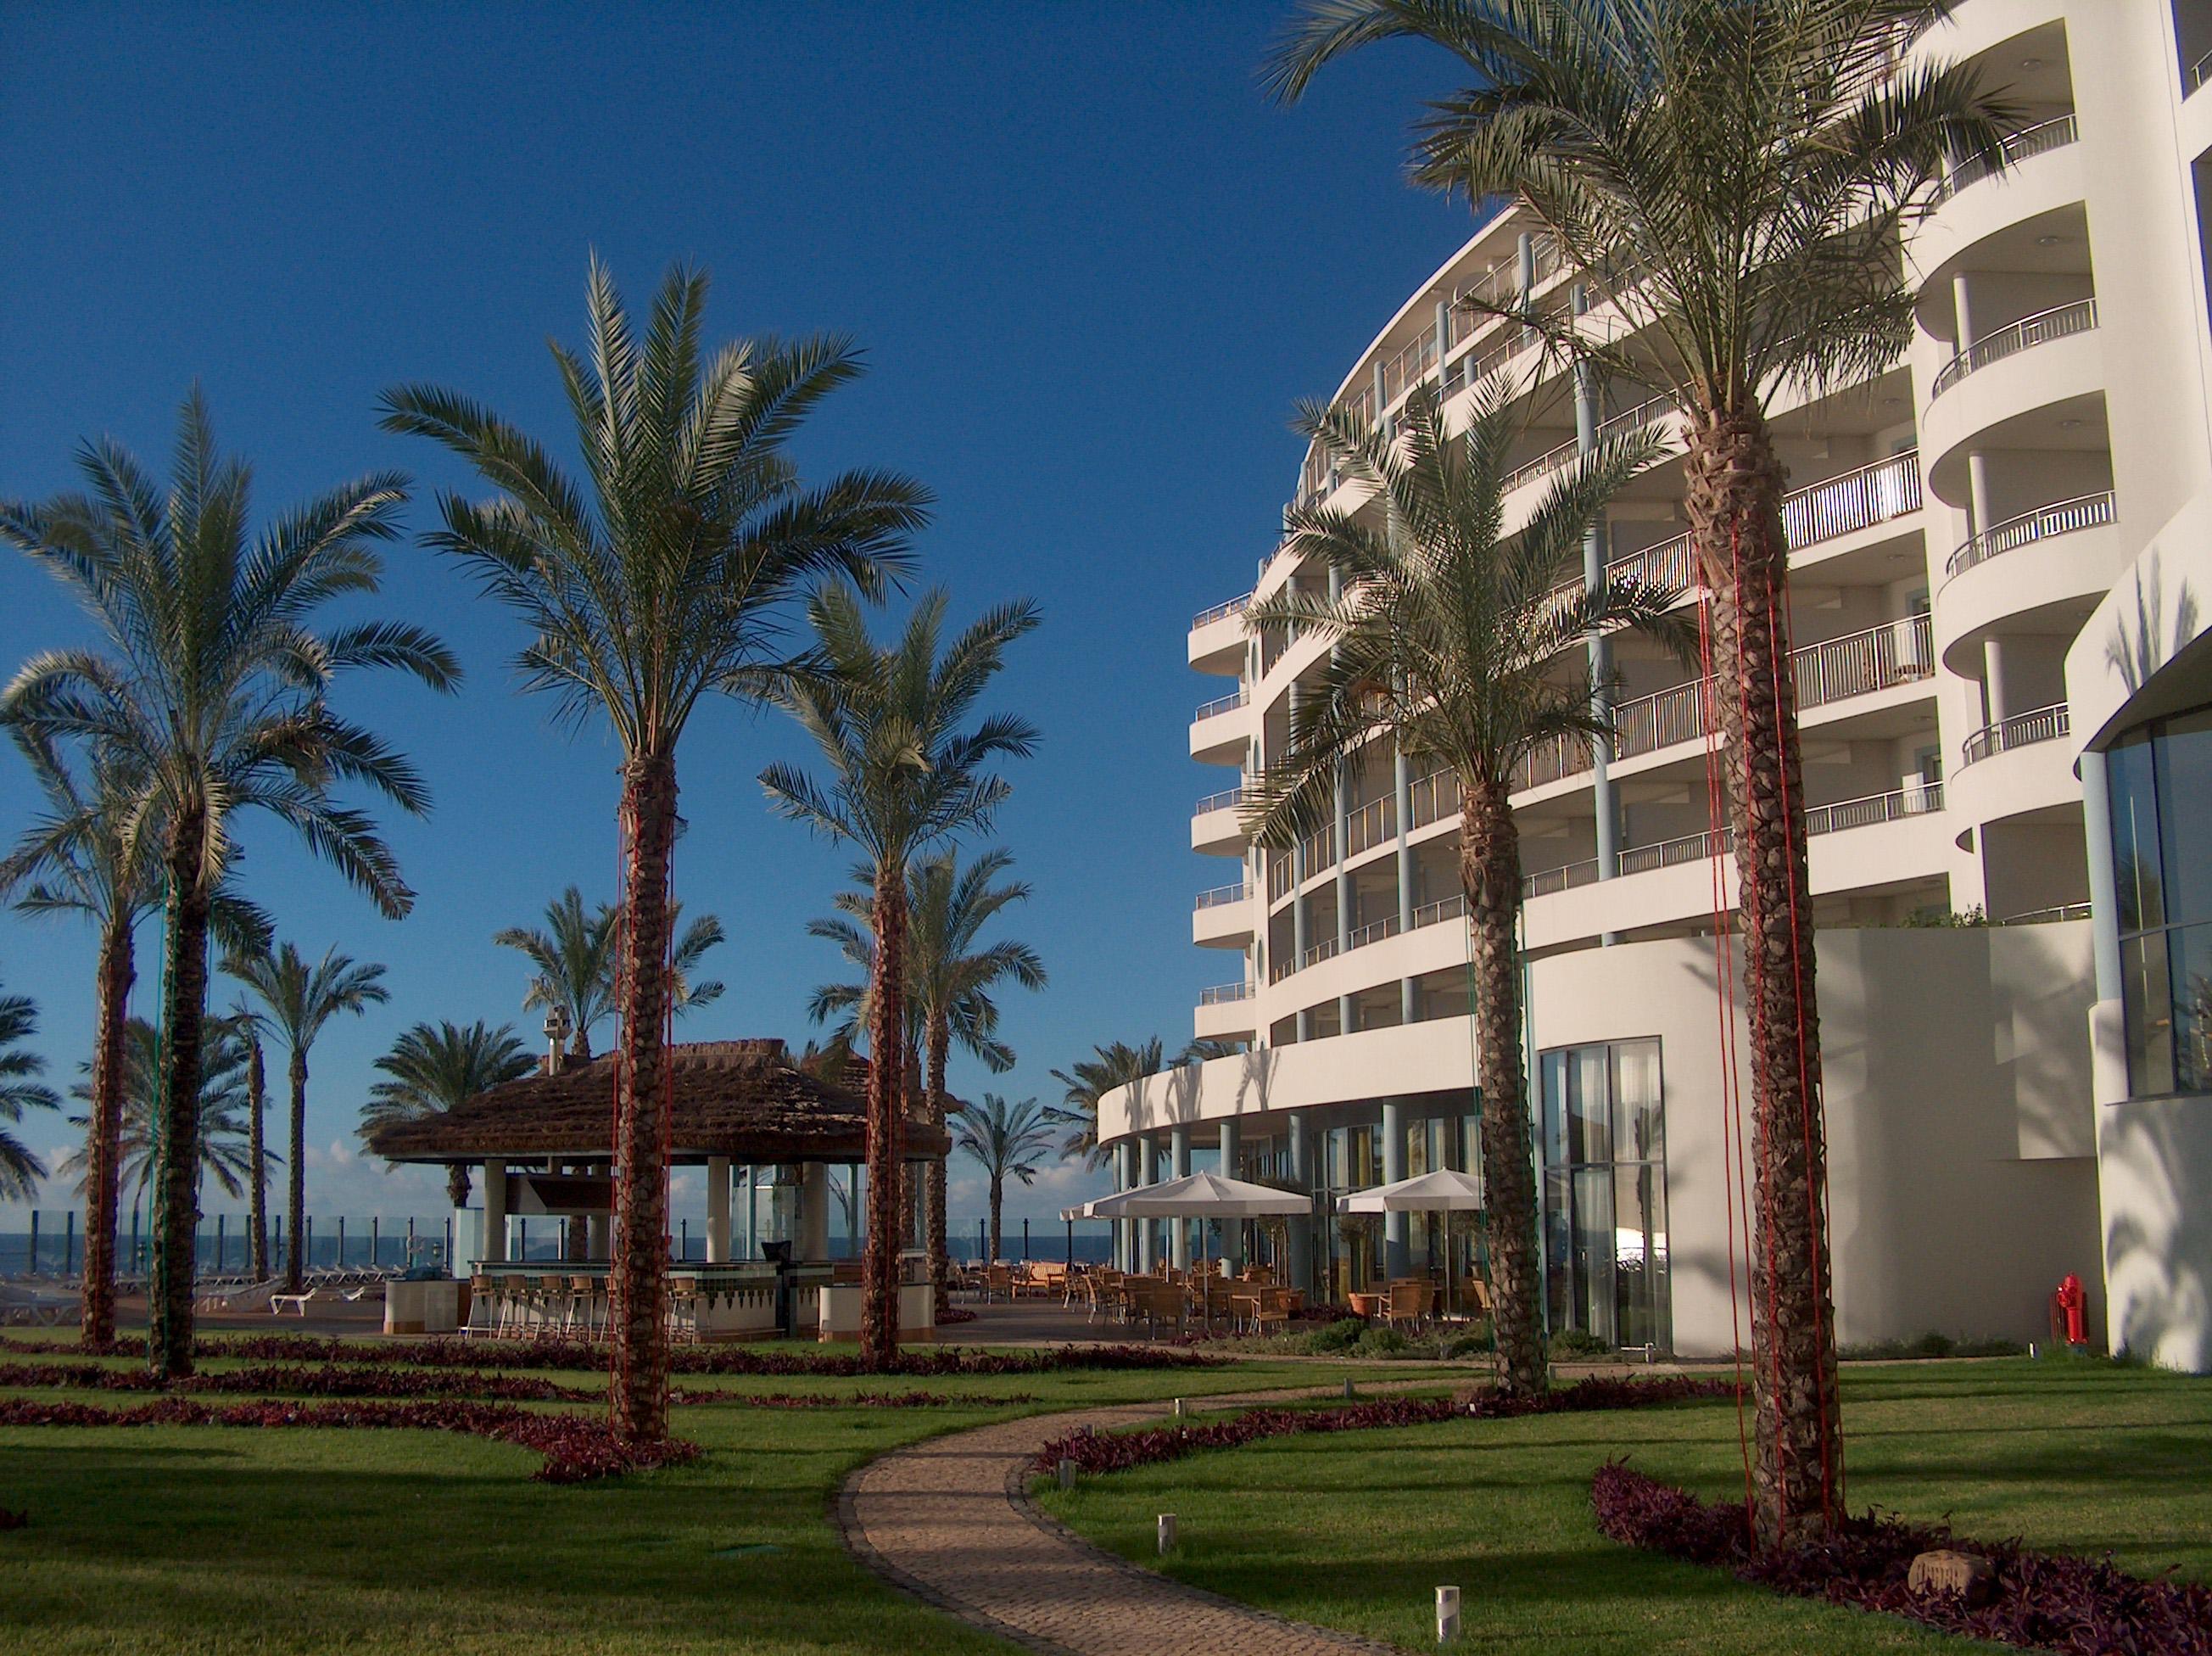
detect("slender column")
[706,1155,730,1263]
[1329,568,1355,1036]
[742,1166,757,1259]
[1517,232,1535,301]
[1951,271,1975,354]
[1966,449,1995,542]
[1218,1118,1243,1273]
[1574,282,1621,944]
[1170,1125,1193,1270]
[1381,1100,1409,1278]
[1372,359,1388,433]
[1116,1142,1135,1271]
[1433,298,1453,392]
[1395,735,1417,1022]
[480,1163,507,1265]
[1285,1111,1315,1293]
[1141,1138,1163,1273]
[1983,636,2012,726]
[2079,750,2129,1109]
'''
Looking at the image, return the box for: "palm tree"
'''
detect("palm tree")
[810,847,1047,1313]
[1243,378,1675,1396]
[235,1006,270,1280]
[953,1094,1056,1263]
[496,887,727,1061]
[1267,0,2012,1540]
[2,390,457,1379]
[1046,1038,1167,1168]
[2,730,275,1336]
[382,257,929,1441]
[762,586,1041,1367]
[0,979,59,1201]
[360,1021,537,1208]
[225,943,389,1294]
[64,1015,261,1206]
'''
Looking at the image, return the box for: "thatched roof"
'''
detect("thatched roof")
[366,1038,950,1166]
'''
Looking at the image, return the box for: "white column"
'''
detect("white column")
[1951,271,1975,352]
[1983,636,2012,726]
[1170,1125,1193,1270]
[1966,449,1996,543]
[480,1162,507,1265]
[1219,1118,1244,1273]
[706,1155,730,1263]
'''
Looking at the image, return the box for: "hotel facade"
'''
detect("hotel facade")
[1099,0,2212,1368]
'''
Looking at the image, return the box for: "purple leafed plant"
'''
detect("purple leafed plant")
[1592,1462,2212,1655]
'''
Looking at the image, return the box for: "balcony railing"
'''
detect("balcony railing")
[1962,702,2070,767]
[1346,912,1402,951]
[1409,766,1457,831]
[2003,901,2093,925]
[1198,981,1253,1005]
[1946,490,2115,580]
[1194,882,1248,911]
[1930,298,2097,399]
[1194,686,1248,721]
[1522,858,1600,898]
[1500,392,1676,495]
[1343,795,1397,859]
[1379,321,1441,407]
[1803,782,1944,836]
[1934,114,2079,201]
[1193,786,1244,818]
[1267,853,1294,904]
[1193,591,1252,629]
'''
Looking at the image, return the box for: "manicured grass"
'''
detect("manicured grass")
[0,1343,1455,1655]
[1035,1358,2212,1654]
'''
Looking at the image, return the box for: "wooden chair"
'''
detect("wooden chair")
[667,1274,702,1343]
[1387,1279,1431,1332]
[984,1264,1015,1303]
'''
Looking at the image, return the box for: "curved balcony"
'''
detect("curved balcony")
[1930,299,2097,400]
[1961,702,2070,768]
[1500,393,1676,496]
[1191,786,1248,856]
[1192,592,1251,630]
[1931,115,2078,202]
[1195,881,1248,910]
[1193,881,1252,948]
[1198,981,1252,1005]
[1944,490,2114,582]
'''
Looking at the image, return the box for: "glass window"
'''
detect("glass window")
[2108,701,2212,1097]
[2109,731,2160,933]
[1539,1038,1668,1351]
[2158,709,2212,930]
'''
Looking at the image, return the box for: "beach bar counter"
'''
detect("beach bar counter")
[365,1038,948,1342]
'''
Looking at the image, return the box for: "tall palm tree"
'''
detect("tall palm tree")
[762,586,1041,1367]
[382,257,930,1441]
[1046,1037,1167,1168]
[0,979,59,1201]
[1267,0,2010,1540]
[64,1015,260,1206]
[1243,379,1675,1396]
[810,847,1047,1313]
[360,1021,536,1208]
[495,887,727,1061]
[953,1094,1056,1263]
[2,390,457,1379]
[2,730,275,1335]
[234,1006,270,1281]
[225,943,389,1294]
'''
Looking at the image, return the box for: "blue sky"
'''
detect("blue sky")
[0,3,1471,1243]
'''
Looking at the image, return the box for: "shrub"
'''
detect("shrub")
[1350,1327,1411,1358]
[1300,1318,1367,1354]
[1592,1462,2212,1655]
[1549,1329,1614,1359]
[1838,1333,2029,1362]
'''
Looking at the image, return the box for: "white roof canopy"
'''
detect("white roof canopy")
[1088,1171,1311,1218]
[1059,1200,1103,1222]
[1335,1168,1488,1214]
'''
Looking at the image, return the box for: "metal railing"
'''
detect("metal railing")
[1935,114,2079,200]
[1612,679,1709,760]
[1342,795,1397,859]
[1194,882,1248,911]
[1193,786,1244,817]
[1803,782,1944,837]
[1299,820,1335,875]
[1271,887,1477,985]
[1781,450,1924,549]
[1515,731,1599,790]
[1346,912,1403,951]
[2003,901,2093,924]
[1198,981,1254,1005]
[1962,702,2070,766]
[1412,892,1469,930]
[1500,392,1675,495]
[1379,321,1441,406]
[1796,615,1935,710]
[1193,591,1252,629]
[1616,827,1734,877]
[2195,48,2212,91]
[1194,686,1248,720]
[1930,298,2097,398]
[1267,853,1295,904]
[1521,858,1601,898]
[1946,490,2115,580]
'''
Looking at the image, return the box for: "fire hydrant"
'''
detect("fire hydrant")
[2053,1273,2088,1350]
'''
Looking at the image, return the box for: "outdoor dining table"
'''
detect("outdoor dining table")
[1348,1290,1385,1320]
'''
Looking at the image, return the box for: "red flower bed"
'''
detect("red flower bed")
[0,1361,589,1401]
[0,1396,697,1484]
[2,1334,1218,1378]
[1591,1462,2212,1655]
[1036,1375,1734,1475]
[667,1387,1034,1408]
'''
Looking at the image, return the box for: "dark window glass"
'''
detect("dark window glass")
[2171,920,2212,1094]
[1539,1038,1668,1351]
[2123,932,2176,1097]
[2109,730,2161,933]
[2157,708,2212,929]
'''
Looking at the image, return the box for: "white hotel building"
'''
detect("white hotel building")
[1100,0,2212,1368]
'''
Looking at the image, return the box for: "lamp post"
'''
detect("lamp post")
[542,1005,572,1074]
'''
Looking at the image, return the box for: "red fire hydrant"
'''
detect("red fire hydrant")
[2053,1273,2088,1350]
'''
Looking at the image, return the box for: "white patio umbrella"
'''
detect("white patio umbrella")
[1092,1172,1310,1282]
[1336,1169,1487,1316]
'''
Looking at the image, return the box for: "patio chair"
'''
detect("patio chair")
[1131,1278,1185,1339]
[1387,1279,1430,1332]
[667,1274,701,1344]
[984,1264,1015,1303]
[268,1286,319,1318]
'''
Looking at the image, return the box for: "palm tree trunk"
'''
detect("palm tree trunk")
[246,1033,268,1282]
[80,916,134,1351]
[446,1164,472,1211]
[610,752,678,1442]
[285,1052,309,1295]
[862,859,908,1369]
[927,1015,951,1319]
[987,1172,1003,1264]
[1684,403,1842,1547]
[148,807,211,1382]
[1459,778,1543,1397]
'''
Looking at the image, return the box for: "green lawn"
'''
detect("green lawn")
[0,1343,1444,1656]
[1036,1358,2212,1655]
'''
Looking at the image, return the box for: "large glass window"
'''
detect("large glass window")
[1540,1038,1669,1351]
[2109,704,2212,1095]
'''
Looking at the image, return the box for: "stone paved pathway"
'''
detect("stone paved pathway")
[837,1383,1414,1656]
